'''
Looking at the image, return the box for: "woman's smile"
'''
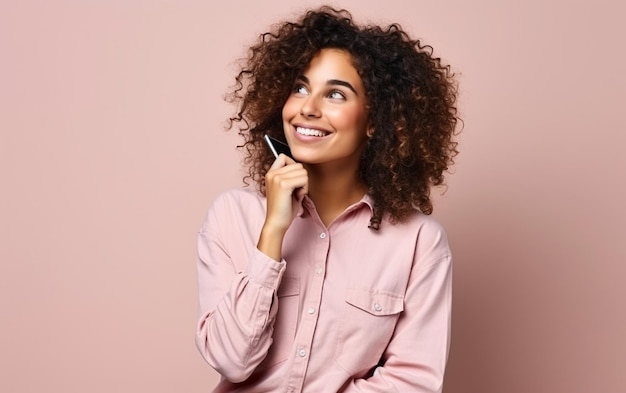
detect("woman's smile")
[295,126,330,137]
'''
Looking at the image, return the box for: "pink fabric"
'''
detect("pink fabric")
[196,188,452,392]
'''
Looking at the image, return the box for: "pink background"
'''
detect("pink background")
[1,1,625,392]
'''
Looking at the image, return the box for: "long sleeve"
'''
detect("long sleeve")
[340,224,453,393]
[195,193,286,383]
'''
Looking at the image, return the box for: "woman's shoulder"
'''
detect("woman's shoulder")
[395,211,451,262]
[208,187,265,214]
[413,211,447,236]
[386,209,447,235]
[212,187,263,203]
[199,187,266,232]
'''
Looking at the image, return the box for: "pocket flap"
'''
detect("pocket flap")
[277,276,300,297]
[345,288,404,316]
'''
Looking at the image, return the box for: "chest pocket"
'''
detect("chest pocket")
[335,288,404,374]
[258,276,300,370]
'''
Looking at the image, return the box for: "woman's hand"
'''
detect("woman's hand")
[257,154,308,261]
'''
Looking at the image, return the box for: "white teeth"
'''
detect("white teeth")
[296,127,328,137]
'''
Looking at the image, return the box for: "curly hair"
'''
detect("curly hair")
[225,6,460,229]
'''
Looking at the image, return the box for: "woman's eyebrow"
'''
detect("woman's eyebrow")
[327,79,358,95]
[296,75,358,95]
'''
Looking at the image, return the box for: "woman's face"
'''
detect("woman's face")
[282,48,369,168]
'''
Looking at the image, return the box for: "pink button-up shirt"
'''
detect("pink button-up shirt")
[196,188,452,392]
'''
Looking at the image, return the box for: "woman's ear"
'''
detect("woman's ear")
[366,126,375,138]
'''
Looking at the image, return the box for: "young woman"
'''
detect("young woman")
[196,6,460,392]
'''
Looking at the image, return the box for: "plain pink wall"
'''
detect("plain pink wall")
[1,1,624,392]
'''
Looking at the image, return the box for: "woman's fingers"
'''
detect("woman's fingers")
[264,158,308,232]
[266,161,307,191]
[268,153,296,171]
[258,155,308,260]
[267,167,307,187]
[268,153,288,170]
[281,154,298,165]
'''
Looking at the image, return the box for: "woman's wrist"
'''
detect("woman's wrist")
[256,223,287,262]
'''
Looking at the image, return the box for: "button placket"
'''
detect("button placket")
[286,226,328,392]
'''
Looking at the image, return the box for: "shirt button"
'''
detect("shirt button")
[315,267,323,275]
[319,232,326,239]
[298,349,307,357]
[308,307,316,315]
[374,303,382,312]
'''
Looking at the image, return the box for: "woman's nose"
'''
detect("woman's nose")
[300,96,322,118]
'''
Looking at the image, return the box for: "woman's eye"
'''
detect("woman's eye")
[328,90,346,100]
[294,85,309,95]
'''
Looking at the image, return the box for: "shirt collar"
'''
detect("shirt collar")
[296,193,374,218]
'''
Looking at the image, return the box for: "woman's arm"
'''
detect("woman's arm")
[195,155,307,383]
[195,200,286,383]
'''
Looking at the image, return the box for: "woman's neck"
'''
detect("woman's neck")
[305,164,368,227]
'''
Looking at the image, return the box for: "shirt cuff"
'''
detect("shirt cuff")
[246,248,286,290]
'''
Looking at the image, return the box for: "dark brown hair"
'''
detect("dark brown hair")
[226,6,460,229]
